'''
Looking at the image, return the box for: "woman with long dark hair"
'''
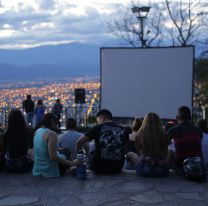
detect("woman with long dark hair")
[33,113,82,177]
[3,109,33,173]
[127,112,169,177]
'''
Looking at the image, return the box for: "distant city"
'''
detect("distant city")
[0,78,100,106]
[0,77,100,126]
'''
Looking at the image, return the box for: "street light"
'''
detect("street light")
[132,6,151,47]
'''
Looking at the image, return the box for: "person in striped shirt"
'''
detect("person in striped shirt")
[168,106,203,172]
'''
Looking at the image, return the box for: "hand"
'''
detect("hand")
[72,159,84,166]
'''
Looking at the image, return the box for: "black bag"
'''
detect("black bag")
[183,157,207,182]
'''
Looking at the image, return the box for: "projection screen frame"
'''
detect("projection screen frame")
[100,46,195,119]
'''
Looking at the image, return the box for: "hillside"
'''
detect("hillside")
[0,43,100,80]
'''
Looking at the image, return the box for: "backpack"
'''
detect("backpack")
[183,157,207,182]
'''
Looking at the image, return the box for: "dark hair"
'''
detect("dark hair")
[36,113,58,131]
[66,118,77,130]
[37,99,43,105]
[56,99,60,103]
[27,95,31,100]
[7,109,27,133]
[132,118,142,132]
[178,106,191,121]
[3,109,29,158]
[165,121,175,132]
[197,119,208,133]
[96,109,112,120]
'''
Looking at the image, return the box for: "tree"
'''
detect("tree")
[165,0,208,54]
[107,0,208,55]
[106,2,165,47]
[195,58,208,82]
[193,57,208,121]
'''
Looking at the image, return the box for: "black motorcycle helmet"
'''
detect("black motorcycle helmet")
[183,157,207,182]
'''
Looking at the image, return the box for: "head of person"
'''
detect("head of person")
[135,112,167,158]
[132,117,142,132]
[177,106,191,123]
[27,95,31,100]
[165,121,175,132]
[56,99,60,104]
[197,119,208,134]
[96,109,112,124]
[66,118,77,130]
[7,109,27,133]
[37,113,58,131]
[37,99,43,106]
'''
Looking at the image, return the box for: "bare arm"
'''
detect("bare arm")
[47,131,82,167]
[77,135,90,151]
[84,143,90,156]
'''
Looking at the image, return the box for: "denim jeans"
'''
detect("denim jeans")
[136,158,169,177]
[26,112,34,127]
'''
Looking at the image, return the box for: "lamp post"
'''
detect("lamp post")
[132,6,151,47]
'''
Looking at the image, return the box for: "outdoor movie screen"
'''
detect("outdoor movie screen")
[100,47,194,119]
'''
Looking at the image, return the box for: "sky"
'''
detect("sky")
[0,0,139,49]
[0,0,205,50]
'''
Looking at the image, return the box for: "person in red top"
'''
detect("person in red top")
[168,106,203,171]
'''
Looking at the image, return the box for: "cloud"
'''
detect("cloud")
[39,0,55,10]
[0,0,130,49]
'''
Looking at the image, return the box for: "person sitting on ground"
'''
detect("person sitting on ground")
[128,117,142,153]
[33,113,82,177]
[77,109,129,174]
[124,118,142,170]
[165,121,176,134]
[165,121,176,164]
[3,109,33,173]
[127,112,169,177]
[168,106,203,173]
[35,99,45,126]
[59,118,89,160]
[197,119,208,168]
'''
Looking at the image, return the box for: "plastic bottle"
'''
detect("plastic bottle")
[76,150,87,180]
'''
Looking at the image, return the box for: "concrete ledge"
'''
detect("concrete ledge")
[0,170,208,206]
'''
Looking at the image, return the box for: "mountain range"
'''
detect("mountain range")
[0,43,100,81]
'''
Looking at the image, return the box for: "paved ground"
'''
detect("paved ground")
[0,170,208,206]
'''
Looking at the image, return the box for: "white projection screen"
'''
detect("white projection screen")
[100,47,194,119]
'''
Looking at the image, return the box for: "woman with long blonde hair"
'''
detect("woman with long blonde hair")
[127,112,169,177]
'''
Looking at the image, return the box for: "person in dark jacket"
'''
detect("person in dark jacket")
[52,99,63,128]
[22,95,35,127]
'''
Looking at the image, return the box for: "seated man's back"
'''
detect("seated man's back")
[77,109,129,174]
[168,106,203,169]
[86,121,128,174]
[169,123,202,168]
[59,130,83,160]
[59,118,83,160]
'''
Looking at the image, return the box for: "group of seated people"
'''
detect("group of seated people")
[0,106,207,181]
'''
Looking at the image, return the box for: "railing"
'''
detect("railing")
[0,105,99,129]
